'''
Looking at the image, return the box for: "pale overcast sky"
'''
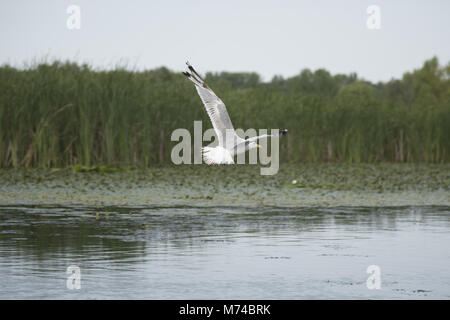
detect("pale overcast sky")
[1,0,449,82]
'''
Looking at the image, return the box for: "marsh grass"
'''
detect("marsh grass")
[0,58,448,168]
[0,164,448,207]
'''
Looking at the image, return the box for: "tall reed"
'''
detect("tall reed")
[0,58,448,168]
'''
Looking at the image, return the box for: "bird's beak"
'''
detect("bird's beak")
[257,144,262,149]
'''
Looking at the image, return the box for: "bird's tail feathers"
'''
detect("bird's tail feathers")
[202,147,216,165]
[202,146,234,165]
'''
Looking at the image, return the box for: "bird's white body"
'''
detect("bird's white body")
[202,146,234,165]
[183,62,287,165]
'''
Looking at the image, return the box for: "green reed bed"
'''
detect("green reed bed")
[0,58,448,168]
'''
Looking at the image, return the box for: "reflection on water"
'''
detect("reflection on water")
[0,205,449,299]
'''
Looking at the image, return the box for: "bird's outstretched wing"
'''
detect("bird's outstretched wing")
[183,62,240,147]
[246,129,288,143]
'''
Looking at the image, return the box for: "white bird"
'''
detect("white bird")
[183,62,287,164]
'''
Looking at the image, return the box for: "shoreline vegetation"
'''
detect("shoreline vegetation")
[0,164,448,206]
[0,57,448,168]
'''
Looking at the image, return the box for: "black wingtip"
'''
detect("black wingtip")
[188,65,196,73]
[279,129,288,136]
[186,63,204,81]
[182,71,190,78]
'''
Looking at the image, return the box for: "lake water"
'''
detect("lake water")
[0,165,449,299]
[0,205,449,299]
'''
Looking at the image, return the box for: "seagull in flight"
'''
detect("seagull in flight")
[183,62,287,164]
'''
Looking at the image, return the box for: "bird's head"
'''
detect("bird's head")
[249,141,262,150]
